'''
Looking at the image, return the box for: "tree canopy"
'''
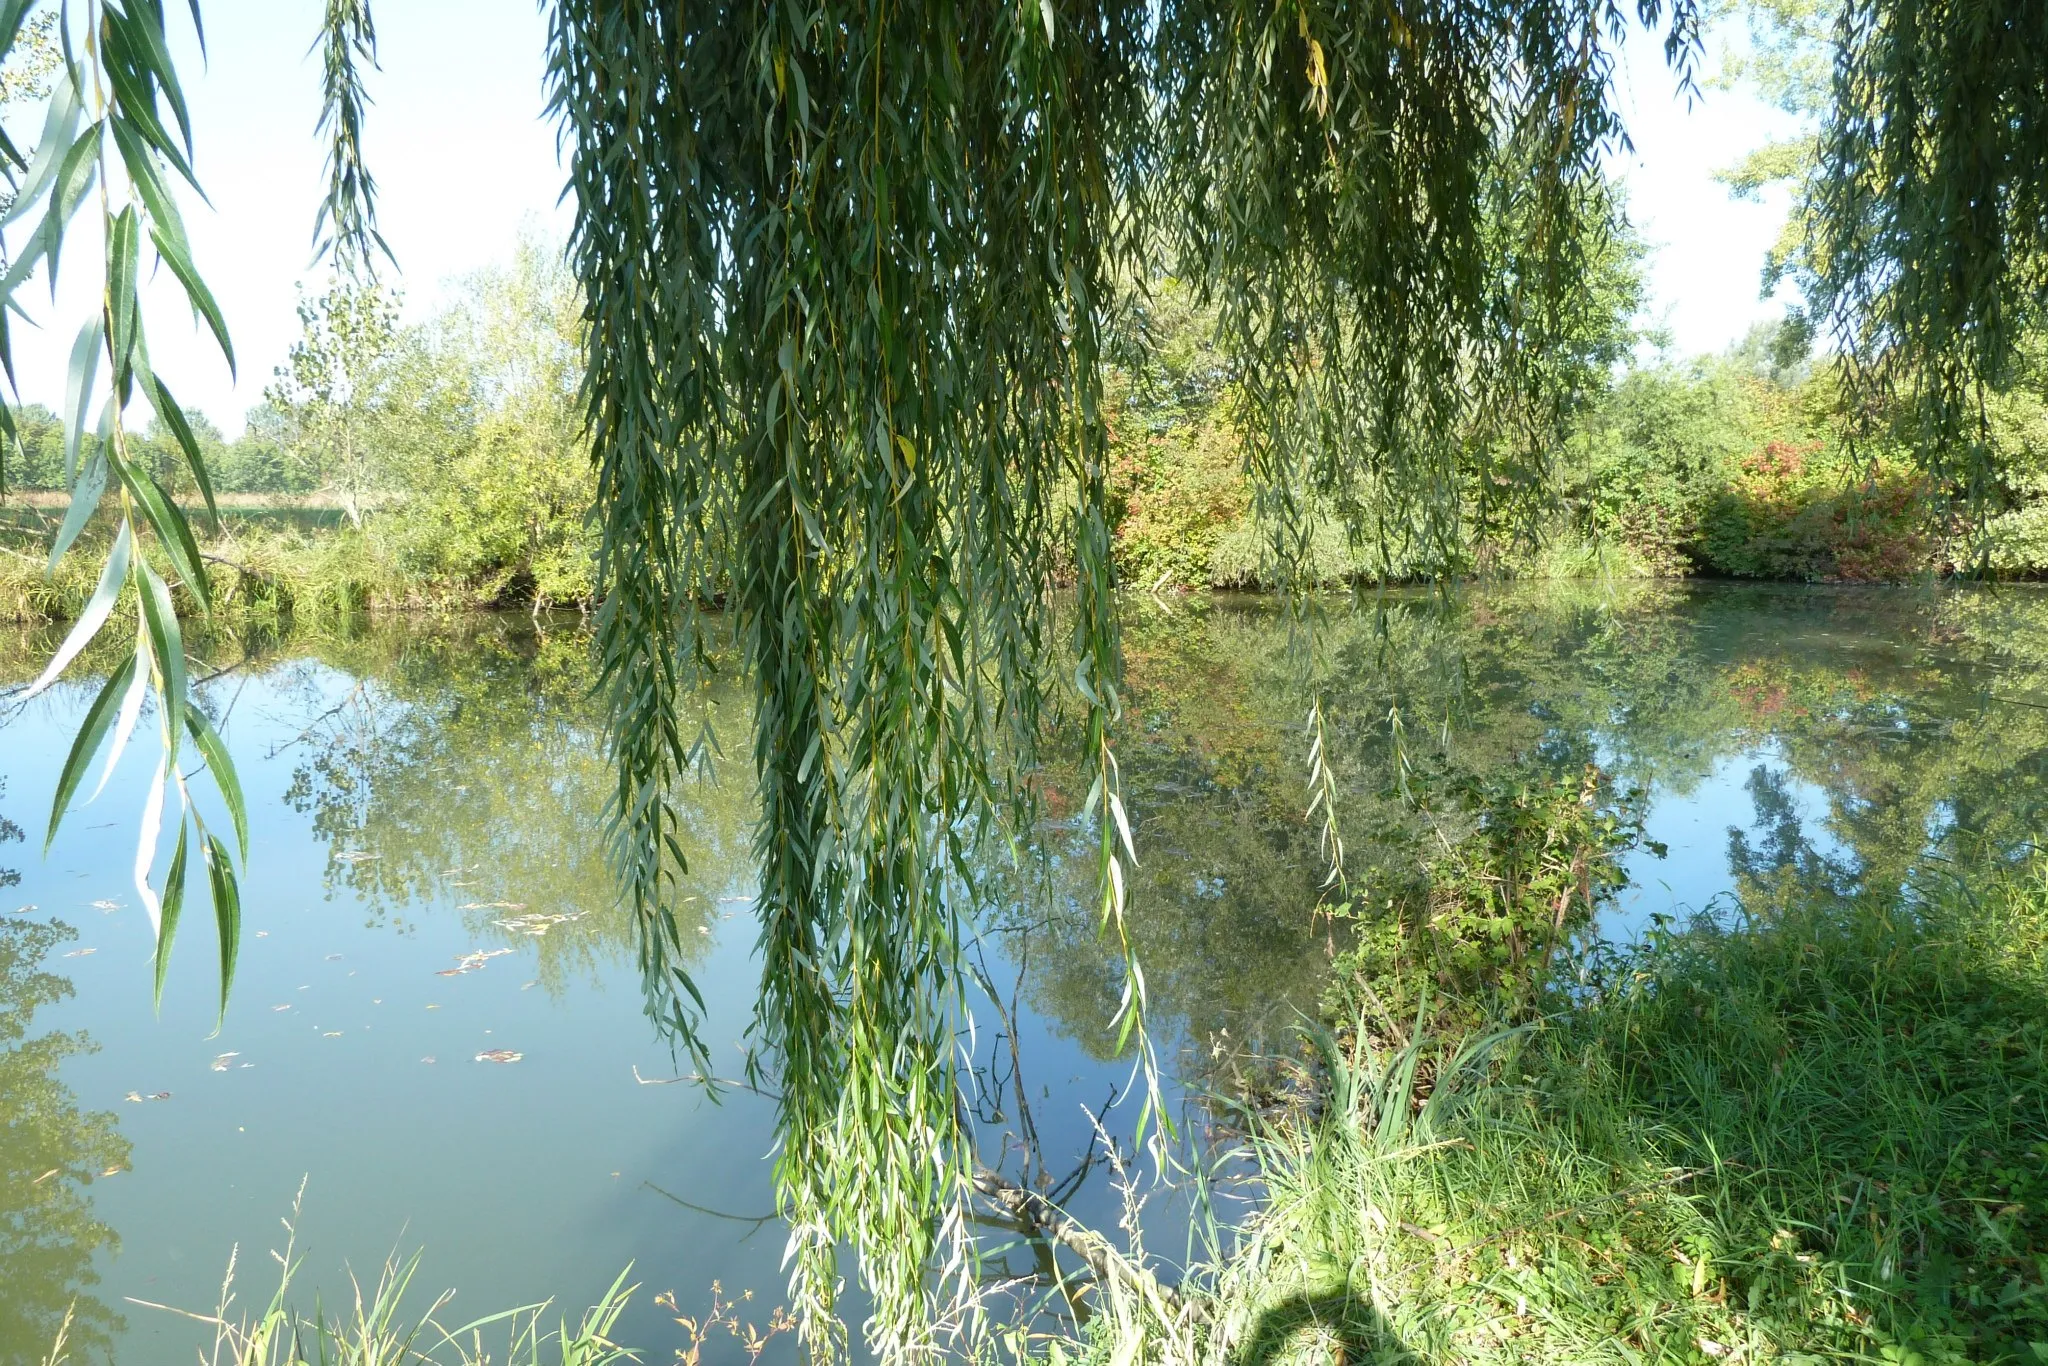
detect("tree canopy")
[2,0,2043,1355]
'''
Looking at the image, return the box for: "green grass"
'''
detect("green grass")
[1063,859,2048,1366]
[0,515,546,627]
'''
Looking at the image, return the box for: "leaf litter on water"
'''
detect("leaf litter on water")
[474,1049,523,1064]
[435,947,515,978]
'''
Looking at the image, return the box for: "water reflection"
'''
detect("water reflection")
[4,584,2048,1355]
[271,624,757,995]
[0,793,131,1364]
[1004,584,2048,1066]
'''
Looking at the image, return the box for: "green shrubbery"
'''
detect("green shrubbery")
[1104,303,2048,588]
[1045,820,2048,1366]
[2,235,596,623]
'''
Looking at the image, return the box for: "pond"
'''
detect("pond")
[3,580,2046,1363]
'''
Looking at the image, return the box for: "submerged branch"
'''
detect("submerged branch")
[970,1165,1189,1319]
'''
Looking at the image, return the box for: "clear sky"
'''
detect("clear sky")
[3,2,1802,437]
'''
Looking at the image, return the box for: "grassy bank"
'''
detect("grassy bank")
[0,503,590,626]
[1076,860,2048,1366]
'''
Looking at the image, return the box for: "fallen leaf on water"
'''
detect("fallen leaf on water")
[372,998,383,1005]
[521,981,538,991]
[89,899,121,911]
[425,1004,441,1010]
[255,931,270,939]
[33,1168,59,1185]
[272,1004,292,1012]
[210,1053,240,1071]
[474,1049,524,1064]
[149,1091,170,1101]
[495,911,584,937]
[435,948,516,978]
[99,1166,123,1177]
[123,1091,143,1103]
[62,947,97,957]
[322,1031,343,1038]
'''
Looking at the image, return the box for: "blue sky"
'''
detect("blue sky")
[5,1,1803,436]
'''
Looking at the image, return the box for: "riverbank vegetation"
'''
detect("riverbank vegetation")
[1062,853,2048,1366]
[10,262,2048,630]
[2,233,593,624]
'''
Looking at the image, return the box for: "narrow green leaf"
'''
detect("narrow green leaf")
[60,315,102,482]
[112,117,190,257]
[23,519,130,699]
[112,0,194,155]
[100,55,196,185]
[87,634,152,804]
[133,754,167,936]
[106,206,140,394]
[18,121,101,301]
[121,460,211,610]
[136,559,186,762]
[149,375,218,526]
[1,67,83,229]
[184,706,248,860]
[153,821,189,1009]
[45,652,139,850]
[47,446,107,570]
[149,224,234,374]
[203,833,240,1020]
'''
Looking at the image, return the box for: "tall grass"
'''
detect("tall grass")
[0,517,545,626]
[1057,859,2048,1366]
[63,1195,641,1366]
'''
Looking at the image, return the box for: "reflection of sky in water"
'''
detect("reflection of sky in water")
[0,657,1161,1363]
[1603,743,1848,943]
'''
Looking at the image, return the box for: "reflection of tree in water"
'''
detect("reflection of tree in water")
[1005,586,2048,1070]
[1727,764,1857,896]
[277,621,756,993]
[0,790,131,1363]
[1,778,21,893]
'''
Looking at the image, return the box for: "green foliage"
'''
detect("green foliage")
[266,278,404,527]
[1814,0,2048,517]
[1325,763,1648,1028]
[369,236,596,607]
[1049,854,2048,1366]
[0,912,131,1366]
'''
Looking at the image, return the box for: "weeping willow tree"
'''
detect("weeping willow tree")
[4,0,2042,1356]
[1811,0,2048,532]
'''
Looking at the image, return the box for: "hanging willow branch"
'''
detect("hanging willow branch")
[1812,0,2048,535]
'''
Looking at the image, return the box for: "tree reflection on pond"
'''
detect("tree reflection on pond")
[0,785,131,1366]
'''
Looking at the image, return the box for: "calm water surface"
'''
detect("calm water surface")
[4,581,2046,1362]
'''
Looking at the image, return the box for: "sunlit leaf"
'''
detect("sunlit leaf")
[45,651,139,851]
[22,518,130,700]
